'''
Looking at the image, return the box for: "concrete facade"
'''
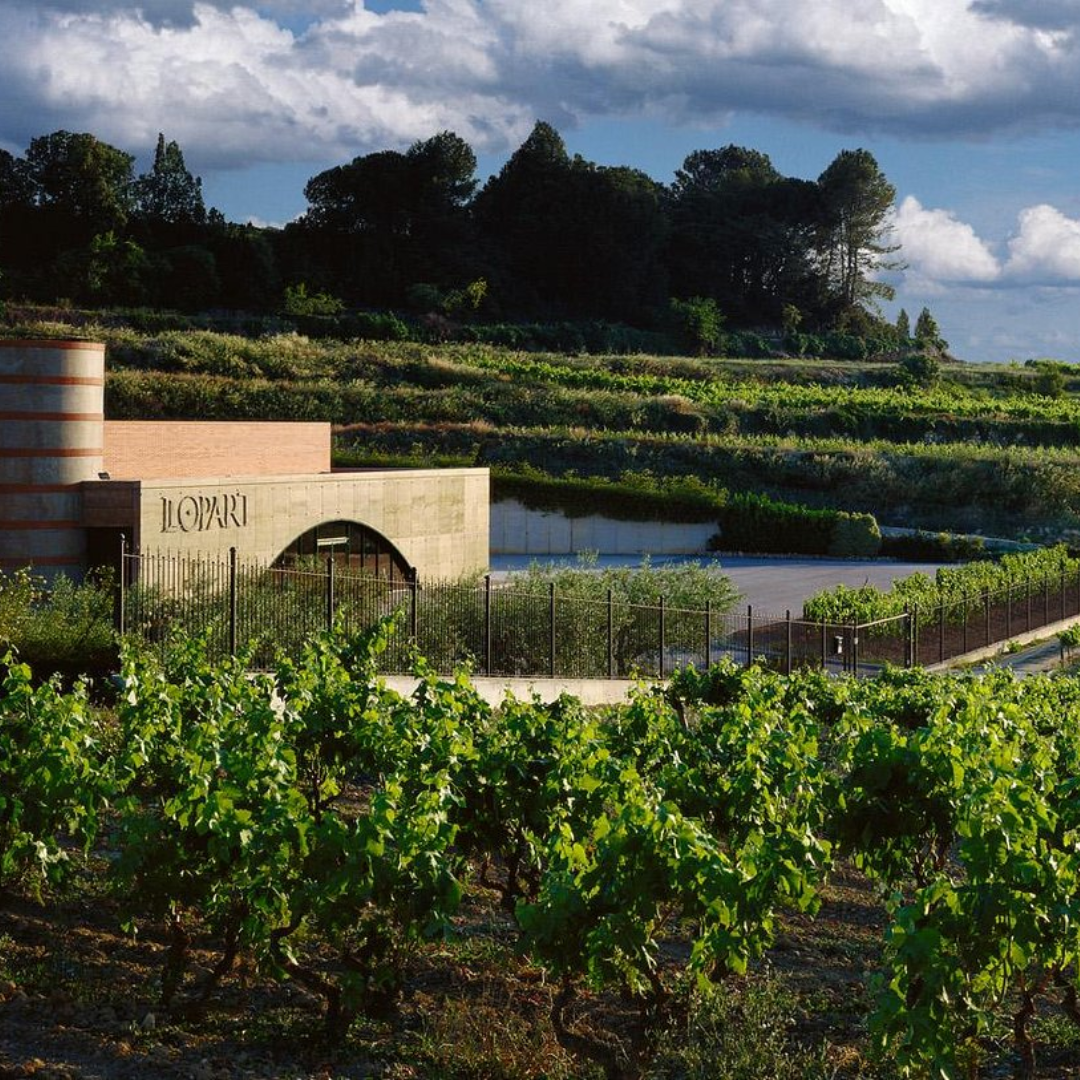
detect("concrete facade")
[1,340,490,581]
[490,499,717,556]
[84,468,490,579]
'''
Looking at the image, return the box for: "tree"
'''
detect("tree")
[671,296,725,355]
[133,133,206,227]
[666,145,819,324]
[914,306,947,353]
[896,307,911,341]
[815,149,902,319]
[475,122,667,319]
[299,130,479,304]
[473,121,575,312]
[23,130,134,237]
[0,150,32,213]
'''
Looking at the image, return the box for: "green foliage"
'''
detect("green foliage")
[710,492,880,557]
[804,544,1078,622]
[441,277,488,318]
[282,281,345,318]
[0,568,117,682]
[14,623,1080,1072]
[0,654,109,893]
[670,296,725,355]
[914,307,947,353]
[133,133,206,227]
[496,556,740,676]
[111,624,464,1028]
[878,530,988,563]
[646,977,833,1080]
[1058,623,1080,655]
[898,351,939,386]
[829,510,883,557]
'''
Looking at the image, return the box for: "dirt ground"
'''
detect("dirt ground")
[5,859,1080,1080]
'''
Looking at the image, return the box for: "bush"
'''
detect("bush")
[828,511,882,557]
[670,296,724,355]
[899,351,940,386]
[880,530,988,563]
[712,493,843,556]
[0,569,117,683]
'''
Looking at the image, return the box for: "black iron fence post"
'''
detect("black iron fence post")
[548,581,555,678]
[984,590,991,647]
[118,533,127,638]
[409,571,418,641]
[324,554,335,635]
[607,588,614,678]
[820,619,827,670]
[785,610,792,676]
[912,604,919,668]
[938,603,945,665]
[229,547,239,657]
[659,596,666,679]
[484,574,493,675]
[963,594,969,654]
[1026,576,1032,631]
[705,599,712,670]
[746,605,754,668]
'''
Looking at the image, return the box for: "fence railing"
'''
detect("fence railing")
[118,546,1080,679]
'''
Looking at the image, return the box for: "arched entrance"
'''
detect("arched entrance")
[274,519,414,580]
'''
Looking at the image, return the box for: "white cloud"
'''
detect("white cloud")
[1004,204,1080,282]
[1,0,1080,171]
[890,196,1080,292]
[891,195,1001,284]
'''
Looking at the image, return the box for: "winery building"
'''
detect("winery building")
[0,339,490,580]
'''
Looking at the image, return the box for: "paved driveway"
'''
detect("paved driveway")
[490,553,949,617]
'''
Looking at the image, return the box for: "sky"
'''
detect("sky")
[3,1,1080,363]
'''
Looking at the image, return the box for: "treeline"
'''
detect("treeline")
[0,123,939,353]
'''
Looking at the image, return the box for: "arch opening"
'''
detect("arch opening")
[273,519,414,581]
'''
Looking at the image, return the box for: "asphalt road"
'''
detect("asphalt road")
[489,553,950,617]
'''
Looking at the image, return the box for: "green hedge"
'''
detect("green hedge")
[710,493,880,558]
[492,472,882,558]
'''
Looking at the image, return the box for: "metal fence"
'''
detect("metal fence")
[117,546,1080,679]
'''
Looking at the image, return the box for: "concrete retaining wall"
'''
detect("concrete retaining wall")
[491,499,716,556]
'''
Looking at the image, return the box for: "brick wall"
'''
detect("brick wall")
[103,421,331,479]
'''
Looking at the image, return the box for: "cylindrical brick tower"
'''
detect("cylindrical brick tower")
[0,340,105,578]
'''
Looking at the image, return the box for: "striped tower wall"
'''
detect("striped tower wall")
[0,340,105,577]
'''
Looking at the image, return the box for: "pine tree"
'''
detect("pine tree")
[134,133,205,226]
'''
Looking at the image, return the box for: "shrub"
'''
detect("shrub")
[0,569,117,683]
[828,511,882,557]
[282,282,345,318]
[899,351,940,386]
[670,296,724,355]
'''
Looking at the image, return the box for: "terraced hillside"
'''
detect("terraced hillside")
[10,318,1080,541]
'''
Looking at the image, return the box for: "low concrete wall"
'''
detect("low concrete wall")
[491,500,716,556]
[382,674,651,706]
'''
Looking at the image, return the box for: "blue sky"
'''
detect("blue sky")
[3,0,1080,364]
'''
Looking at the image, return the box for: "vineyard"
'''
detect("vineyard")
[6,625,1080,1078]
[5,317,1080,541]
